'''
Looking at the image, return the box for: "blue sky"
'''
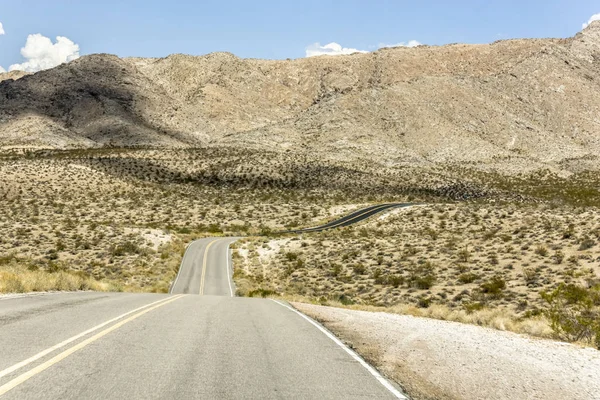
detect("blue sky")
[0,0,599,71]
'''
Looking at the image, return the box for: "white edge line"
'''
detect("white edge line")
[226,242,234,297]
[271,299,409,400]
[0,295,180,380]
[169,241,194,294]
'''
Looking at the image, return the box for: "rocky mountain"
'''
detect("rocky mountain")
[1,22,599,173]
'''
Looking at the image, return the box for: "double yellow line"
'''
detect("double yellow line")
[0,294,185,397]
[199,239,219,295]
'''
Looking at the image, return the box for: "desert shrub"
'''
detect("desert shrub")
[578,237,596,251]
[458,272,479,284]
[534,245,548,257]
[480,275,506,298]
[562,224,575,239]
[111,241,141,256]
[463,301,485,313]
[388,274,404,288]
[258,226,271,236]
[552,251,565,264]
[329,263,342,277]
[351,263,367,275]
[285,252,298,261]
[372,268,385,284]
[541,284,600,348]
[523,267,538,284]
[248,288,277,298]
[567,255,579,265]
[409,262,437,290]
[47,261,66,273]
[482,229,498,240]
[425,228,438,240]
[457,248,471,263]
[417,297,432,308]
[336,294,355,305]
[489,253,499,265]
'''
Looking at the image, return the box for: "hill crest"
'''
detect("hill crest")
[1,23,599,174]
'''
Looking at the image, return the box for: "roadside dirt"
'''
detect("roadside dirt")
[294,302,600,400]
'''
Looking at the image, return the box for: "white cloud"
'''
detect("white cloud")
[0,66,5,73]
[9,34,80,73]
[0,22,5,35]
[306,42,368,57]
[582,13,600,29]
[378,40,422,48]
[305,39,423,57]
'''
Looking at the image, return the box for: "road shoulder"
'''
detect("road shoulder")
[293,302,600,400]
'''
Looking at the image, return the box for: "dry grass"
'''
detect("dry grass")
[0,263,120,293]
[331,302,553,339]
[268,292,554,340]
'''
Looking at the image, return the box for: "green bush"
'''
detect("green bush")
[285,252,298,261]
[351,263,367,275]
[248,288,277,298]
[463,301,485,313]
[111,241,141,257]
[458,272,479,284]
[541,284,600,349]
[388,274,404,288]
[409,262,437,290]
[579,237,596,251]
[479,275,506,298]
[417,297,432,308]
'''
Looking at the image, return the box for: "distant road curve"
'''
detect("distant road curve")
[171,203,414,295]
[286,202,414,233]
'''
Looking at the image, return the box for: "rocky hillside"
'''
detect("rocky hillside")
[1,22,599,172]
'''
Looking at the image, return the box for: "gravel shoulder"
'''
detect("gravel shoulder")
[293,302,600,400]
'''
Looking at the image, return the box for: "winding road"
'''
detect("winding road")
[0,204,411,399]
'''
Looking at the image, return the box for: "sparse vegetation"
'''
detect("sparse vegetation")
[235,203,600,345]
[541,283,600,349]
[2,148,600,350]
[0,148,425,294]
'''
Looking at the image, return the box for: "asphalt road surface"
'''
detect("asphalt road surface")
[288,203,412,233]
[0,204,410,399]
[169,237,239,296]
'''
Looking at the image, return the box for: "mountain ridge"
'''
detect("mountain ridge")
[1,22,599,174]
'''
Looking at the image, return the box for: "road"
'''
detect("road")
[0,204,410,399]
[169,237,238,296]
[288,203,412,233]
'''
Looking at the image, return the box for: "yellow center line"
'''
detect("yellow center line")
[199,239,219,295]
[0,295,180,380]
[0,294,186,397]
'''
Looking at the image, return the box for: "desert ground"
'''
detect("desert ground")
[1,148,599,349]
[0,148,415,293]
